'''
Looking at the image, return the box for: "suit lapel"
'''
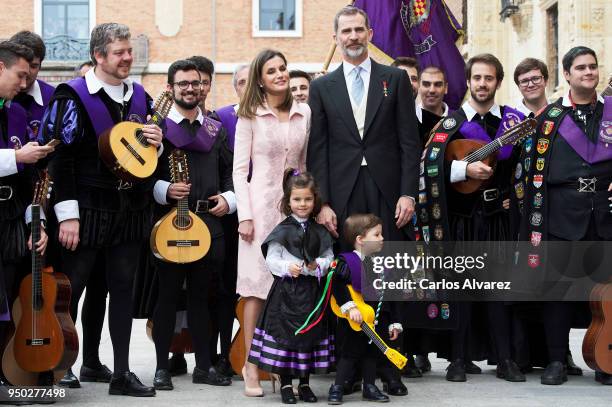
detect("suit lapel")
[326,65,360,141]
[364,60,386,138]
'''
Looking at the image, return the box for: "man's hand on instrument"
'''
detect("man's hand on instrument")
[15,142,54,164]
[59,219,80,251]
[316,204,338,238]
[238,220,254,242]
[28,227,48,255]
[143,117,163,147]
[348,307,363,324]
[389,327,400,341]
[395,196,415,228]
[167,182,190,200]
[288,263,302,278]
[503,199,510,210]
[208,194,229,217]
[466,161,493,180]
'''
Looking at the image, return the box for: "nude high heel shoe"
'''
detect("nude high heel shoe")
[242,366,264,397]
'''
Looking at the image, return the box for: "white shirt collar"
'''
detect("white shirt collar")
[561,90,605,107]
[343,57,372,78]
[415,102,449,122]
[167,105,204,125]
[353,249,365,261]
[85,68,134,103]
[462,100,501,121]
[26,80,43,106]
[291,214,309,223]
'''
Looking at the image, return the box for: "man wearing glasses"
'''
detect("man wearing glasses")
[513,58,549,117]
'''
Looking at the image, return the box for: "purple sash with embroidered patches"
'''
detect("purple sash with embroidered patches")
[557,97,612,164]
[1,104,29,171]
[340,251,363,293]
[164,116,221,153]
[66,77,147,138]
[23,80,55,139]
[215,104,237,150]
[459,106,525,160]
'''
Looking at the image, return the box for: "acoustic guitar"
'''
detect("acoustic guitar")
[228,298,270,380]
[98,91,173,182]
[445,118,537,194]
[150,149,212,263]
[10,173,79,373]
[582,282,612,374]
[330,285,407,370]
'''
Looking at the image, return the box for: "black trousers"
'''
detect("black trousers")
[338,166,409,251]
[153,238,224,371]
[81,261,109,368]
[334,320,378,386]
[62,241,141,375]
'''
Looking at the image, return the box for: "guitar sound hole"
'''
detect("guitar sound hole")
[172,216,192,230]
[135,129,149,147]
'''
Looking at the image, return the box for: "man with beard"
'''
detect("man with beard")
[416,53,526,382]
[0,40,53,392]
[150,59,234,390]
[289,70,311,103]
[308,5,419,399]
[391,56,419,98]
[513,46,611,386]
[41,23,162,396]
[514,58,550,118]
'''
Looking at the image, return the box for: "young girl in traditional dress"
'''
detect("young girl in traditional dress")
[248,168,335,404]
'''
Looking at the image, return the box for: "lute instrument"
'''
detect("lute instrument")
[98,91,173,182]
[330,285,407,370]
[150,149,212,263]
[8,172,78,374]
[445,118,537,194]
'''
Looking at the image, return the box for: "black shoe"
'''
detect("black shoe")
[281,385,297,404]
[595,371,612,385]
[342,380,361,395]
[541,362,567,385]
[168,354,187,376]
[214,356,235,378]
[446,359,467,382]
[401,355,422,378]
[496,360,526,382]
[192,366,231,386]
[153,369,173,391]
[566,353,583,376]
[414,354,431,373]
[328,384,344,405]
[298,384,317,402]
[80,364,113,383]
[362,383,389,402]
[58,369,80,388]
[382,380,408,396]
[109,372,156,397]
[465,361,481,374]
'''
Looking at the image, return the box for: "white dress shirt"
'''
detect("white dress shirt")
[343,58,372,166]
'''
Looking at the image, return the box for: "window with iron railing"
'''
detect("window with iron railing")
[42,0,90,61]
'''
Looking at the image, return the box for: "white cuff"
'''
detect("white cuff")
[220,191,237,214]
[388,323,403,333]
[0,149,18,177]
[25,205,47,225]
[450,160,468,183]
[156,143,164,157]
[154,180,171,205]
[54,200,80,222]
[340,301,357,314]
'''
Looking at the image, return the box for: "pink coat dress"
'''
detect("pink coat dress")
[233,102,311,299]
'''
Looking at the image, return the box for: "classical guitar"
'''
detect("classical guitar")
[330,285,407,370]
[445,118,537,194]
[150,149,212,263]
[10,173,79,373]
[582,282,612,374]
[98,91,173,182]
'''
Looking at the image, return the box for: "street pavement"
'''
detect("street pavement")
[54,314,610,407]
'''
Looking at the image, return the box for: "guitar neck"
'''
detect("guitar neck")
[31,205,43,309]
[146,111,166,126]
[464,138,505,164]
[601,83,612,97]
[360,322,389,354]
